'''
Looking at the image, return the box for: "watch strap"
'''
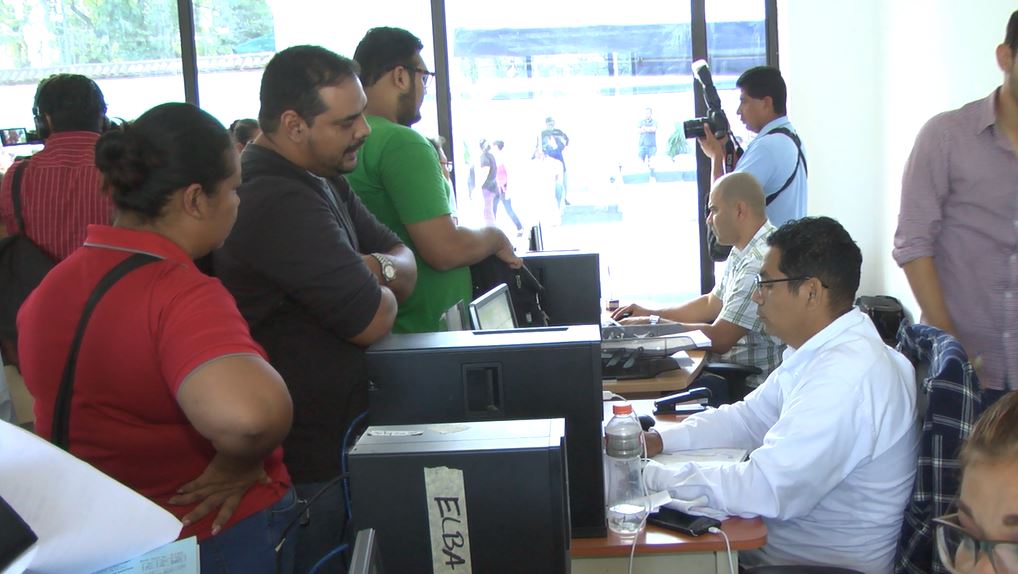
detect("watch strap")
[371,252,395,284]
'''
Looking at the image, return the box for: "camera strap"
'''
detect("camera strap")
[764,127,807,206]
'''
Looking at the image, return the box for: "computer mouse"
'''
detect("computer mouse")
[638,414,656,432]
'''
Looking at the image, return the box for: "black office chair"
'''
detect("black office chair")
[700,362,762,404]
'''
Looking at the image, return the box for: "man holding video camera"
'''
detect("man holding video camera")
[0,74,112,261]
[699,66,807,227]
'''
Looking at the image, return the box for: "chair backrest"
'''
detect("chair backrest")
[893,322,984,574]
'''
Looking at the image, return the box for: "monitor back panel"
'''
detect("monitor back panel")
[523,251,601,326]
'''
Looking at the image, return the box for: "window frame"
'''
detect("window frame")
[173,0,781,295]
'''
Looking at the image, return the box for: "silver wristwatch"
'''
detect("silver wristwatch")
[372,253,396,284]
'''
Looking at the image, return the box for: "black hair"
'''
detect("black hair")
[354,27,424,88]
[33,74,108,134]
[95,103,233,220]
[766,216,861,313]
[228,118,259,145]
[1007,10,1018,53]
[258,45,360,133]
[356,27,423,87]
[736,66,787,116]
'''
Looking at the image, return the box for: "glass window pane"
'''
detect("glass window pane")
[445,0,698,306]
[194,1,437,140]
[707,0,767,159]
[0,1,184,168]
[706,0,767,283]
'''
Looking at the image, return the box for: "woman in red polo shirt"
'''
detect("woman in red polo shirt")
[17,103,298,573]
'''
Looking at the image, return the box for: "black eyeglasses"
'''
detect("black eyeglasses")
[390,64,436,88]
[935,514,1018,573]
[754,275,830,292]
[411,67,436,87]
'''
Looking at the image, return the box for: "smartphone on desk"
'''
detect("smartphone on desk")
[647,507,721,536]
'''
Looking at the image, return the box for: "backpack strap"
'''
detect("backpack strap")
[9,159,30,233]
[764,127,808,207]
[51,253,160,450]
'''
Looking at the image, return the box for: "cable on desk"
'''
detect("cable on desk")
[627,515,647,574]
[709,526,736,574]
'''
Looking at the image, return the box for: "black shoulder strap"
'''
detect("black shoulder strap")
[764,127,808,207]
[51,253,160,450]
[10,159,30,233]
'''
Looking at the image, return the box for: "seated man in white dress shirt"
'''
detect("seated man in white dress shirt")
[643,216,919,573]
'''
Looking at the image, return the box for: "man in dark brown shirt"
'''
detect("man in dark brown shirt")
[213,45,416,573]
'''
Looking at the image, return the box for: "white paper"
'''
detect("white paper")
[91,537,198,574]
[653,447,749,466]
[0,421,182,574]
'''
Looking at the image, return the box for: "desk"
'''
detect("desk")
[602,349,706,397]
[571,517,767,574]
[572,398,768,573]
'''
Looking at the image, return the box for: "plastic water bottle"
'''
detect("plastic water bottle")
[605,402,649,535]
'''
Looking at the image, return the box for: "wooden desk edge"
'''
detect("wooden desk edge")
[570,517,767,558]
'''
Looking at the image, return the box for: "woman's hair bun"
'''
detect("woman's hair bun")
[95,123,159,196]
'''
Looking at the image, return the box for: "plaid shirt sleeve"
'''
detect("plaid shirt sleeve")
[894,322,984,574]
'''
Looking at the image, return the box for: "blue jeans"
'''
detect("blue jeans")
[199,488,301,574]
[293,480,349,574]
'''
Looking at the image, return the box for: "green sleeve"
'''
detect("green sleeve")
[378,132,451,225]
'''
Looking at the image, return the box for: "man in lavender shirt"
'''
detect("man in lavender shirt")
[893,9,1018,394]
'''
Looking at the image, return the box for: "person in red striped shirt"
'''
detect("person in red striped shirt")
[0,74,114,261]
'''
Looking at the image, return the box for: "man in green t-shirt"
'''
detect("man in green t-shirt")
[349,27,521,333]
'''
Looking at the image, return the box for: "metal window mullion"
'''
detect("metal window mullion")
[692,0,713,295]
[177,0,199,106]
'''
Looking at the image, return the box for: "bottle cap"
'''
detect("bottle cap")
[612,402,633,416]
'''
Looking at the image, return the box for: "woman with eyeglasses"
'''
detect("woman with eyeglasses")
[936,391,1018,573]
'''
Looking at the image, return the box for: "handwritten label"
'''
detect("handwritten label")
[365,430,424,437]
[424,466,472,573]
[427,423,470,434]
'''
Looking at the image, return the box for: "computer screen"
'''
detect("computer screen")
[349,528,383,574]
[469,283,517,331]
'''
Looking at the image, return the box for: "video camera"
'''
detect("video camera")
[0,128,42,147]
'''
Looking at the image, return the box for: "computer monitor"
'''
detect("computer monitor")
[349,528,384,574]
[522,251,600,326]
[469,283,517,331]
[440,299,468,331]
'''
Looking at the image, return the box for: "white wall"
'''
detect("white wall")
[778,0,1014,317]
